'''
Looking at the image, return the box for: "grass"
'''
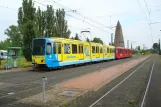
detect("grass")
[0,57,32,69]
[20,58,32,68]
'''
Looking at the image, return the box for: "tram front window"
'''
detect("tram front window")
[32,39,45,55]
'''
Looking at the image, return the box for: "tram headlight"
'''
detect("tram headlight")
[41,60,44,62]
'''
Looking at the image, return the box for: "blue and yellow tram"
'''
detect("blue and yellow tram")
[32,37,115,69]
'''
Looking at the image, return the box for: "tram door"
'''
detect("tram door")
[96,46,100,58]
[79,44,84,60]
[56,43,63,61]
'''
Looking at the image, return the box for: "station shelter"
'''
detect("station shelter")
[6,47,21,69]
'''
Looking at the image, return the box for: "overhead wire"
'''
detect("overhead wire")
[42,0,113,30]
[136,0,153,43]
[136,0,148,21]
[143,0,153,43]
[0,5,18,11]
[65,14,111,34]
[34,0,111,34]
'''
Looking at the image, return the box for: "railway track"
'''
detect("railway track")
[0,57,139,107]
[62,56,155,107]
[86,58,155,107]
[89,59,152,107]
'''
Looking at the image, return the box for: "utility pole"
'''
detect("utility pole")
[143,44,145,50]
[127,40,129,48]
[109,15,111,27]
[111,33,113,45]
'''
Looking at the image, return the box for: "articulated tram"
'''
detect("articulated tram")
[32,37,132,69]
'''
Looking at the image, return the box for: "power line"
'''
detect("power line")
[136,0,148,21]
[38,0,72,11]
[34,0,47,7]
[65,14,110,34]
[136,0,153,43]
[34,0,111,34]
[0,5,18,11]
[42,0,113,30]
[144,0,151,23]
[144,0,150,13]
[143,0,153,43]
[74,12,113,30]
[156,5,161,7]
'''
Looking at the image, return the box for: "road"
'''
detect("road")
[64,55,161,107]
[0,56,139,107]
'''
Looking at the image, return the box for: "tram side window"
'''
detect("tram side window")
[100,47,103,53]
[64,44,70,54]
[53,43,56,54]
[72,44,77,54]
[96,46,99,53]
[96,46,98,53]
[113,49,115,53]
[46,43,52,55]
[92,46,96,53]
[79,45,83,53]
[58,44,61,54]
[107,48,109,53]
[104,48,107,53]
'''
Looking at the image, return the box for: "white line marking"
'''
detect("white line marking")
[89,59,148,107]
[7,92,15,95]
[141,60,155,107]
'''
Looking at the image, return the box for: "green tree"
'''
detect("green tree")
[92,37,103,44]
[74,33,80,40]
[153,43,159,50]
[86,37,90,42]
[18,0,37,61]
[36,7,46,37]
[0,39,11,50]
[44,5,55,37]
[4,25,22,47]
[55,9,71,38]
[138,46,140,51]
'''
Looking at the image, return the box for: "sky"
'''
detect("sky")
[0,0,161,49]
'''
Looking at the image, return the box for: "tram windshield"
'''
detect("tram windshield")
[32,39,45,55]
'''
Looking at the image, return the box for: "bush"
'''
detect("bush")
[159,51,161,55]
